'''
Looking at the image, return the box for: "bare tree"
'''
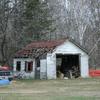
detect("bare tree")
[0,0,12,65]
[47,0,100,68]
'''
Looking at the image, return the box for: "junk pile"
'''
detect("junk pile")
[0,65,13,86]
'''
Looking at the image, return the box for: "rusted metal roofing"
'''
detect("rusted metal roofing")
[15,38,88,58]
[15,39,66,58]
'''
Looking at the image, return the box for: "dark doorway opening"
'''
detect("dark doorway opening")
[35,58,40,79]
[56,54,80,79]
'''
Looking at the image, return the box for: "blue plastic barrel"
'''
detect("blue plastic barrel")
[0,79,10,85]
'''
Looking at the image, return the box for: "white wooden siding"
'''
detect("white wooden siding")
[47,54,56,79]
[13,58,35,78]
[80,55,89,77]
[52,41,87,55]
[40,59,47,79]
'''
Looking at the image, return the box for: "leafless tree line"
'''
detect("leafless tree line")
[0,0,100,68]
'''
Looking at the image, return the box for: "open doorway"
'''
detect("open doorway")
[56,54,80,79]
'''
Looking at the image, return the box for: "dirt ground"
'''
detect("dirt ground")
[0,78,100,100]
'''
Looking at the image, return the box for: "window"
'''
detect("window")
[25,61,33,72]
[16,61,21,71]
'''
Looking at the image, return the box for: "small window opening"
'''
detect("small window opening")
[16,61,21,71]
[25,61,33,72]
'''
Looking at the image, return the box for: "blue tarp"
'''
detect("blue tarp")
[0,79,10,85]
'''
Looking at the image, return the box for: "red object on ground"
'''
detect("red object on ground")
[89,70,100,77]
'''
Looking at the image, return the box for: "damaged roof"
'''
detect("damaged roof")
[15,38,88,58]
[15,39,66,58]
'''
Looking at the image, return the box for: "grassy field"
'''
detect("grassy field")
[0,78,100,100]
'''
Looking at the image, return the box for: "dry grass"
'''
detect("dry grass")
[0,78,100,100]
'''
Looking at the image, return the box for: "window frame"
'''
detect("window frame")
[16,61,21,71]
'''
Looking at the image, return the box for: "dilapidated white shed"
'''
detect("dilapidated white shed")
[13,38,89,79]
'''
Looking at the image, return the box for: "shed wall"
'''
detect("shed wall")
[47,54,56,79]
[40,59,47,79]
[80,55,89,77]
